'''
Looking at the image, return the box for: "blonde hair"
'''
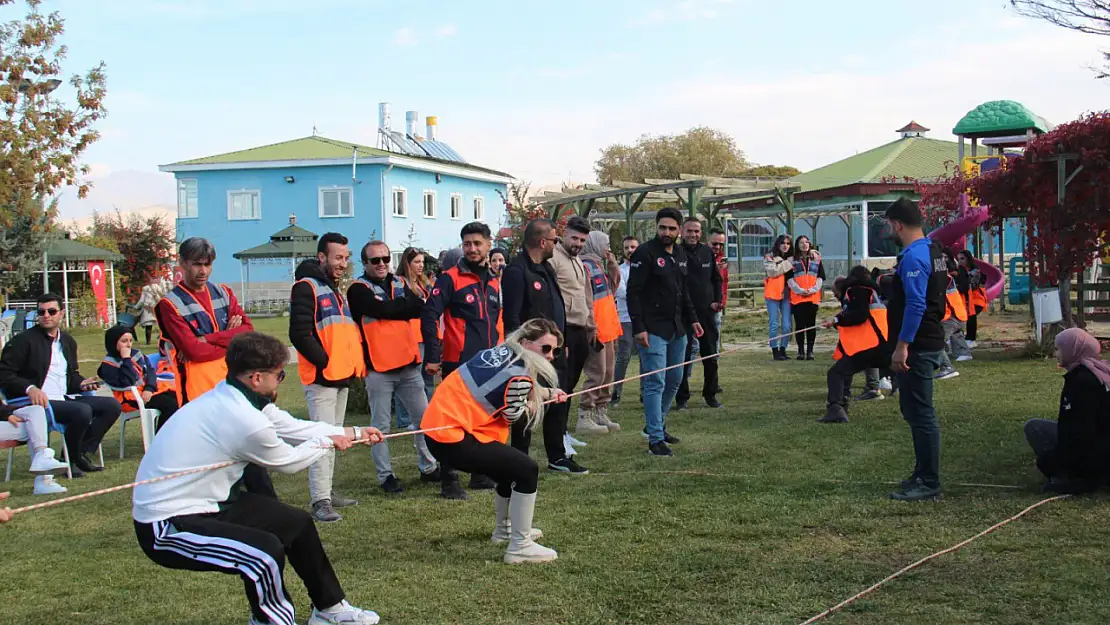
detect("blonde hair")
[400,247,431,292]
[503,318,562,432]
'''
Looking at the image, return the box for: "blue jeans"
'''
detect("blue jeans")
[896,350,944,489]
[766,298,792,348]
[637,332,688,445]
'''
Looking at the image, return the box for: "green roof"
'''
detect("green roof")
[788,136,961,194]
[952,100,1051,138]
[45,238,123,262]
[233,223,319,259]
[164,135,512,178]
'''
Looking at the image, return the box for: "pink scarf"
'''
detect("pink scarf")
[1056,328,1110,389]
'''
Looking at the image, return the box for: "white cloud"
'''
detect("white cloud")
[392,27,418,47]
[435,24,458,37]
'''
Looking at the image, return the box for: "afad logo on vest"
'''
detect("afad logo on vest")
[656,258,666,268]
[321,297,333,308]
[465,293,475,304]
[533,281,543,291]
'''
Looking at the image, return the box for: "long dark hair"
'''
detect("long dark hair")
[957,249,978,268]
[770,235,792,258]
[793,235,813,261]
[400,247,431,292]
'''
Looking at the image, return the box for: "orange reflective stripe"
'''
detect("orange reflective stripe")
[297,278,366,384]
[788,260,822,305]
[944,279,968,322]
[764,275,785,300]
[354,277,421,372]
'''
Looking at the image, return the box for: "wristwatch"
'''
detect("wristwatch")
[351,426,362,440]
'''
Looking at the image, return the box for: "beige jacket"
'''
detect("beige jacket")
[763,256,792,278]
[548,242,595,330]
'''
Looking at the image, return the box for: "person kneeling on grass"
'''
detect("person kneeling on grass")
[1024,328,1110,494]
[819,266,893,424]
[0,402,69,494]
[422,318,569,564]
[132,332,385,625]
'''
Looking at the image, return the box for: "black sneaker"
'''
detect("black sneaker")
[857,390,884,401]
[890,479,942,502]
[796,353,806,360]
[74,454,103,473]
[468,474,496,490]
[705,396,723,409]
[548,458,589,474]
[648,441,673,457]
[380,474,404,495]
[805,352,815,361]
[674,400,688,411]
[663,431,681,444]
[68,463,86,479]
[420,468,442,483]
[440,478,469,501]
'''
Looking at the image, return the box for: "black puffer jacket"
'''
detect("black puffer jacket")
[1037,366,1110,491]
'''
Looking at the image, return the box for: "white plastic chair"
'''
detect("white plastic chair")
[107,385,158,458]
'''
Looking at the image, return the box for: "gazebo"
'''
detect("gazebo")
[15,236,123,328]
[232,215,319,309]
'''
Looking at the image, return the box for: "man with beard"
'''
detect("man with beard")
[627,208,703,457]
[422,221,503,497]
[675,218,724,410]
[289,233,366,523]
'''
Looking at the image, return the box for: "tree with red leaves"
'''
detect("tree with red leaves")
[86,210,175,300]
[917,112,1110,285]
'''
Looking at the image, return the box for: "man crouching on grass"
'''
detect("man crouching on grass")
[132,332,385,625]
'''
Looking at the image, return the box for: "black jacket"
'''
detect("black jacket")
[0,325,84,399]
[1037,366,1110,490]
[97,349,159,393]
[626,238,697,340]
[501,250,566,335]
[834,275,892,357]
[289,260,353,388]
[347,271,426,373]
[681,242,723,315]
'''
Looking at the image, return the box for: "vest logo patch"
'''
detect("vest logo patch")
[432,287,440,296]
[656,258,665,268]
[533,281,543,291]
[480,345,512,368]
[465,293,475,304]
[321,297,333,308]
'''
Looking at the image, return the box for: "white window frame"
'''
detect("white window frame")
[450,193,462,220]
[391,251,403,269]
[473,195,485,221]
[392,186,408,217]
[226,189,261,221]
[423,190,436,219]
[318,185,354,219]
[177,178,198,219]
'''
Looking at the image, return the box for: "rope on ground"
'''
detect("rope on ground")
[8,327,825,515]
[796,494,1071,625]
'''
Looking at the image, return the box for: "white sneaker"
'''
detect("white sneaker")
[564,432,588,448]
[308,600,380,625]
[562,435,577,458]
[956,355,974,362]
[967,340,977,349]
[33,474,67,495]
[29,448,68,474]
[879,377,893,392]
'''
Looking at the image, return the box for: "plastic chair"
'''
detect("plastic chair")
[2,438,27,483]
[1,394,104,480]
[107,385,158,458]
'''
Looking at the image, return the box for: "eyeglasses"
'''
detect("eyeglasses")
[710,242,725,248]
[540,344,562,356]
[366,256,390,266]
[37,308,60,316]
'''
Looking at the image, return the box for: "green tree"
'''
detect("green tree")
[495,181,548,255]
[84,210,175,300]
[0,0,107,296]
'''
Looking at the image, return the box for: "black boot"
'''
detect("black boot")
[817,404,849,423]
[796,349,806,361]
[771,348,780,360]
[468,473,496,490]
[806,350,815,361]
[440,471,469,500]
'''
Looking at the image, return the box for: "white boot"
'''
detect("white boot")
[491,493,542,544]
[594,406,621,432]
[563,433,578,457]
[29,448,68,474]
[503,491,557,564]
[33,474,67,495]
[575,408,608,435]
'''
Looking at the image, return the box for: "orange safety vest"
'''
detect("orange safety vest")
[102,353,175,411]
[764,275,786,301]
[352,275,422,373]
[295,277,366,384]
[833,287,889,361]
[788,259,823,305]
[943,276,968,322]
[405,279,432,345]
[422,344,532,444]
[582,257,622,344]
[161,283,233,404]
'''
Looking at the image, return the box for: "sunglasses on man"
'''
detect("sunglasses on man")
[365,256,390,266]
[37,307,60,317]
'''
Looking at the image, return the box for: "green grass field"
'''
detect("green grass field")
[4,315,1109,624]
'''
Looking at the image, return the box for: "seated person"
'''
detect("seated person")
[98,325,179,432]
[1024,328,1110,493]
[0,402,68,494]
[0,293,121,477]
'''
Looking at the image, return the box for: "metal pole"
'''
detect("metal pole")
[860,201,869,260]
[109,262,117,325]
[42,249,48,293]
[62,263,69,328]
[846,214,855,268]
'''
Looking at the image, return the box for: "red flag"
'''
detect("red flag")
[88,261,110,324]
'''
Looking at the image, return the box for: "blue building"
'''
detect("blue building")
[160,115,511,305]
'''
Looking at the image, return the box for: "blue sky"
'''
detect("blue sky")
[27,0,1110,218]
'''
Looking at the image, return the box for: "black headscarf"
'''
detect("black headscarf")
[104,324,135,359]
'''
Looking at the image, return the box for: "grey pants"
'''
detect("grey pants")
[613,321,639,403]
[304,384,349,505]
[366,365,438,484]
[943,318,971,359]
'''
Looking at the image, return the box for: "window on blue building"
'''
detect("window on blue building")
[177,179,198,219]
[392,187,407,217]
[450,193,462,219]
[227,189,260,221]
[423,190,436,218]
[319,187,353,218]
[740,223,774,258]
[473,196,484,221]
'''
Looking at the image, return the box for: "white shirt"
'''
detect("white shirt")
[132,381,344,523]
[41,337,68,400]
[615,262,632,324]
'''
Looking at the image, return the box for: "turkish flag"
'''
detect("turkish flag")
[88,261,110,324]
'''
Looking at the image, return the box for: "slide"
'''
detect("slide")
[926,195,1005,302]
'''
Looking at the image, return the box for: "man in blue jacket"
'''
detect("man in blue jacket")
[884,198,948,501]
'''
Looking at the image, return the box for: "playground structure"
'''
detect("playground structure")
[928,100,1052,307]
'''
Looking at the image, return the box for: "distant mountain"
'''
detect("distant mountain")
[62,205,176,235]
[55,170,176,220]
